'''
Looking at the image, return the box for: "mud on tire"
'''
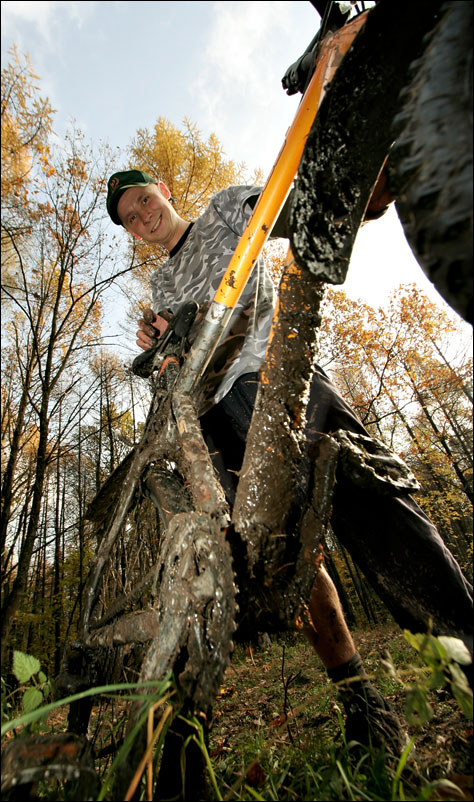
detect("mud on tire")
[389,1,473,324]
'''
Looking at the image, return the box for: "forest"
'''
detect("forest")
[1,47,473,800]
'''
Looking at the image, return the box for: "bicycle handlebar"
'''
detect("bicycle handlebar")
[282,1,352,95]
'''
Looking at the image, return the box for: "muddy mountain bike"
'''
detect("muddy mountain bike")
[2,1,471,800]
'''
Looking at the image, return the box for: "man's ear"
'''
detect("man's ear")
[158,181,171,200]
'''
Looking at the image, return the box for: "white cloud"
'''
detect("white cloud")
[198,1,292,89]
[1,0,99,143]
[191,1,317,175]
[1,1,96,45]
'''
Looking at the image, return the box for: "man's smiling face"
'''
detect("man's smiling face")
[117,181,180,249]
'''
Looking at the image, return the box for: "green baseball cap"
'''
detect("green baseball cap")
[106,169,157,226]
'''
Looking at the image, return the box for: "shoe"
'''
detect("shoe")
[341,682,407,758]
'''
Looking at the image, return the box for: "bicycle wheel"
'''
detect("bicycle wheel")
[57,410,236,799]
[110,465,237,800]
[389,0,473,324]
[52,306,235,798]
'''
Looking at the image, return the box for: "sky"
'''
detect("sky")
[1,0,469,327]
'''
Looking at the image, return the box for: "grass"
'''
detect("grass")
[2,625,472,800]
[206,625,473,801]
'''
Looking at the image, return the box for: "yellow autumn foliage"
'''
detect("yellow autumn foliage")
[123,117,264,297]
[1,45,54,205]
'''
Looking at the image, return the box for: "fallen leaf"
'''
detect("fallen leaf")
[246,761,265,787]
[269,713,287,727]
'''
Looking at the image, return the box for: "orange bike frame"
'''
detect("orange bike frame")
[178,11,368,397]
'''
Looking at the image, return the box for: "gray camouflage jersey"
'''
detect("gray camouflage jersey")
[150,186,276,414]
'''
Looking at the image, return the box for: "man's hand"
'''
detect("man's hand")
[136,308,169,350]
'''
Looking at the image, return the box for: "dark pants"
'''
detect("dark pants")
[200,369,473,648]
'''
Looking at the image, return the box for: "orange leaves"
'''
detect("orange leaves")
[37,143,54,177]
[1,46,54,205]
[66,156,88,189]
[130,116,250,220]
[320,285,469,411]
[264,241,287,286]
[317,283,472,568]
[125,116,261,298]
[268,713,287,728]
[216,684,236,700]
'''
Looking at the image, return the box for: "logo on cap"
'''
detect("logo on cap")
[109,177,120,192]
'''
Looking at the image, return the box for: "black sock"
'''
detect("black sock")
[327,652,389,711]
[327,652,367,688]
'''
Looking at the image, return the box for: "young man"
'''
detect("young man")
[106,170,473,752]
